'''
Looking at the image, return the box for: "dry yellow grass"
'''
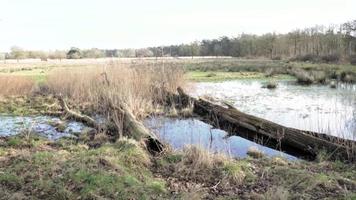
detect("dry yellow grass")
[45,62,185,118]
[0,76,35,96]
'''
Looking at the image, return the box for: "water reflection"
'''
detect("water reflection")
[0,115,86,140]
[145,117,296,159]
[193,80,356,140]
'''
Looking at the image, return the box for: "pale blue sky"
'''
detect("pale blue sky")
[0,0,355,51]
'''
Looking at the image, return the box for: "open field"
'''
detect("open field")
[1,57,355,83]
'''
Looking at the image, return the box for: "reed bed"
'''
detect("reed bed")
[45,62,185,118]
[0,75,35,96]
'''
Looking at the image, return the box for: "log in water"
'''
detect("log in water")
[175,87,356,161]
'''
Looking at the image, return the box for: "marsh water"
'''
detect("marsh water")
[193,80,356,140]
[145,117,296,159]
[0,115,86,140]
[145,79,355,159]
[1,79,355,159]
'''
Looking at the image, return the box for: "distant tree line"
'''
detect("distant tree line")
[146,20,356,63]
[2,20,355,63]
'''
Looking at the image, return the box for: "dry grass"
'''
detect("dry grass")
[159,146,251,188]
[45,62,185,118]
[0,76,35,96]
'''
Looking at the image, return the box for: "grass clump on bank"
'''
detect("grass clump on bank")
[153,146,356,199]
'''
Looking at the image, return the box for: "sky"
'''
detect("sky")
[0,0,355,51]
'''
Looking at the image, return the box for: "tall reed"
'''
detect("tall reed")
[0,75,35,96]
[45,62,185,118]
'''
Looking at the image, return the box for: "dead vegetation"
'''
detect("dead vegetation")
[153,145,356,199]
[45,63,184,118]
[0,76,35,96]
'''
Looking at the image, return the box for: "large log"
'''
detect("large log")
[176,87,356,161]
[108,101,164,153]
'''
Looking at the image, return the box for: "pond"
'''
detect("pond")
[145,117,296,159]
[146,79,355,159]
[0,115,86,140]
[193,80,356,140]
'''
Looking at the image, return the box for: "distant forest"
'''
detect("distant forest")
[2,20,356,63]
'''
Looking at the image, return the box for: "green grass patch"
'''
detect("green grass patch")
[0,68,49,83]
[0,96,60,116]
[0,136,168,199]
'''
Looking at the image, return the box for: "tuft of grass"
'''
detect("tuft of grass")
[263,186,290,200]
[155,146,255,192]
[247,146,265,158]
[0,173,23,190]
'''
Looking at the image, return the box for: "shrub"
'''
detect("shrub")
[295,54,318,62]
[320,54,340,63]
[205,72,217,77]
[262,81,277,89]
[312,71,327,84]
[289,68,314,85]
[340,71,355,83]
[272,56,282,60]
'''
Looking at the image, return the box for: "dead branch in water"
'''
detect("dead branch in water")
[57,95,164,153]
[173,87,356,161]
[58,95,99,129]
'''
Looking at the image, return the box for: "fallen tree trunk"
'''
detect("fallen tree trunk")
[175,87,356,161]
[57,96,164,153]
[107,101,164,153]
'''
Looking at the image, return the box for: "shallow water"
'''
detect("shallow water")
[145,80,355,159]
[193,80,356,140]
[0,115,86,140]
[145,117,295,159]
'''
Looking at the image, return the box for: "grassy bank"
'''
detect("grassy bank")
[0,135,168,199]
[180,59,356,83]
[0,134,355,199]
